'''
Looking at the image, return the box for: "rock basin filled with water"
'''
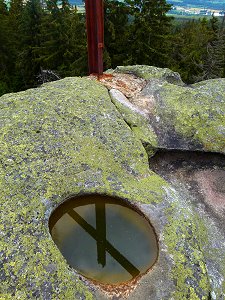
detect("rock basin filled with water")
[49,194,158,285]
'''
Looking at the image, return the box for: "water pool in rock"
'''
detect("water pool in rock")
[49,194,158,285]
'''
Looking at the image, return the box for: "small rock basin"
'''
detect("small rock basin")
[49,194,158,285]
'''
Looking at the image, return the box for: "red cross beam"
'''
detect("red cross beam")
[85,0,104,76]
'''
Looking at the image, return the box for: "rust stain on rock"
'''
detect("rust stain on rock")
[86,272,148,299]
[98,73,146,98]
[89,72,156,115]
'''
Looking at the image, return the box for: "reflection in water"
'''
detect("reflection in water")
[49,195,158,284]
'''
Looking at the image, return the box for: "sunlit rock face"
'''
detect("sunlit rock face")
[108,65,225,155]
[1,68,224,300]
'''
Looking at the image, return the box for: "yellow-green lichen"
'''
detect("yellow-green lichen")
[0,77,166,298]
[1,75,222,299]
[114,65,184,85]
[163,202,210,300]
[109,88,158,155]
[156,79,225,153]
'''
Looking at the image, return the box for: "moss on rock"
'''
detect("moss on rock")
[112,66,225,154]
[114,65,184,85]
[109,88,158,157]
[0,77,165,299]
[157,79,225,153]
[0,76,224,299]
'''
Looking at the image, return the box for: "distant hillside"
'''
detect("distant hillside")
[70,0,83,5]
[168,0,225,10]
[70,1,225,10]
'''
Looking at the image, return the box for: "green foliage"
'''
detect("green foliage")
[31,1,87,79]
[170,19,211,82]
[124,0,173,67]
[0,0,224,96]
[1,0,24,93]
[0,0,10,92]
[171,15,225,83]
[0,0,87,95]
[104,0,130,68]
[17,0,43,89]
[202,15,225,80]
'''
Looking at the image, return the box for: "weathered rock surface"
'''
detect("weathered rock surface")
[108,65,225,155]
[0,71,224,300]
[150,150,225,300]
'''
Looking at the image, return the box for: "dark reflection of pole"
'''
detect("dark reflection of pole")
[95,202,106,267]
[67,210,140,278]
[49,195,131,232]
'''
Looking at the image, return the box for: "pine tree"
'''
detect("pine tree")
[36,0,62,71]
[16,0,43,88]
[200,14,225,80]
[0,0,9,94]
[8,0,24,50]
[125,0,173,67]
[60,7,87,76]
[36,1,87,78]
[104,0,130,68]
[8,0,24,90]
[61,0,70,14]
[170,18,213,83]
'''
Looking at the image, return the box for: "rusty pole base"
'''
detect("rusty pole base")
[89,73,113,81]
[85,0,104,76]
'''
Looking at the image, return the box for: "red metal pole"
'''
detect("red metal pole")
[85,0,104,76]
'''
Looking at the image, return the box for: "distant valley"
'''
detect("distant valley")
[70,0,83,5]
[71,0,225,10]
[168,0,225,10]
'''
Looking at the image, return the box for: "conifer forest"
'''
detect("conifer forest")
[0,0,225,96]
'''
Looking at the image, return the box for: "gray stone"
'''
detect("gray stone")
[0,73,224,300]
[113,65,225,155]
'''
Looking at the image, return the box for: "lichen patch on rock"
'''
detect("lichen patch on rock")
[1,67,225,299]
[105,65,225,155]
